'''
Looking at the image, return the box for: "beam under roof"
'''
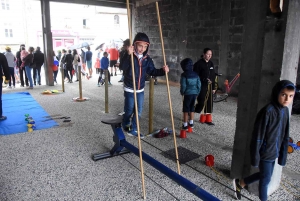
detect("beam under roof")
[50,0,132,8]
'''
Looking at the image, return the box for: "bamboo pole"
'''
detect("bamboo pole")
[105,70,108,113]
[78,65,83,99]
[126,0,146,199]
[149,78,154,134]
[61,67,65,92]
[156,1,181,175]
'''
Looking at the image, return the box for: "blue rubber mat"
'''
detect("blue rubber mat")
[0,92,58,135]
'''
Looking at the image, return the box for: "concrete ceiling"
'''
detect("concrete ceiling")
[49,0,132,8]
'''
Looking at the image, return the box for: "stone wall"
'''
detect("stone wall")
[134,0,244,92]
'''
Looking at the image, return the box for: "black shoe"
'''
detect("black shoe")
[189,123,194,128]
[205,122,215,126]
[75,80,79,82]
[34,82,36,86]
[115,72,117,76]
[182,125,188,130]
[110,73,113,76]
[233,179,242,200]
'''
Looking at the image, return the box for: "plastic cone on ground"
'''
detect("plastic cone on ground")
[206,114,212,123]
[199,114,206,123]
[205,155,214,167]
[180,129,187,138]
[187,126,193,133]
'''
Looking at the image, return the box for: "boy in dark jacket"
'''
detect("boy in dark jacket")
[233,80,295,201]
[180,58,201,130]
[120,32,169,138]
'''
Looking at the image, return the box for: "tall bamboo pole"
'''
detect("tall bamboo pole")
[126,0,146,199]
[105,70,109,113]
[155,1,181,175]
[149,78,154,133]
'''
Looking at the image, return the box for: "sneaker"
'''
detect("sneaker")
[0,116,7,121]
[189,123,194,128]
[118,79,123,82]
[110,73,113,76]
[6,86,12,89]
[20,85,24,87]
[86,74,90,80]
[75,80,79,82]
[127,130,144,139]
[115,72,117,76]
[97,83,100,87]
[233,179,242,200]
[108,82,112,85]
[182,125,188,130]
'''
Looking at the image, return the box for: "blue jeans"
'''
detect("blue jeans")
[24,66,33,87]
[122,91,144,131]
[53,70,58,82]
[244,160,275,201]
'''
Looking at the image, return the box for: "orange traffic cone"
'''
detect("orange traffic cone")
[199,114,206,123]
[180,129,187,138]
[187,126,193,133]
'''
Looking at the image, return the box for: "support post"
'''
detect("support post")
[149,78,154,133]
[40,0,54,86]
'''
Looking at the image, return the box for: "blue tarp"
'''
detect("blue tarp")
[0,92,58,135]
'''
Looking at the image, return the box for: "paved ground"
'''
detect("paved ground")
[1,69,299,201]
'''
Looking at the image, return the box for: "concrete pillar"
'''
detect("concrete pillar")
[41,0,54,86]
[231,0,300,197]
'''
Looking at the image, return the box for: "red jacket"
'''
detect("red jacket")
[108,48,119,61]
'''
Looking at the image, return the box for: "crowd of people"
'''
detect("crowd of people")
[0,31,297,201]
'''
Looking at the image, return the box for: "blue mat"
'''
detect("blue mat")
[0,92,58,135]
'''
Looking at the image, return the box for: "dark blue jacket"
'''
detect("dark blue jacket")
[180,58,201,95]
[85,51,92,62]
[250,80,295,167]
[120,33,165,91]
[100,57,109,70]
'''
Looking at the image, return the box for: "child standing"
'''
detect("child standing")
[180,58,201,130]
[119,32,169,138]
[98,52,110,86]
[233,80,295,201]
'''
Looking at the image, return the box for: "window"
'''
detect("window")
[1,0,9,10]
[4,29,12,37]
[114,15,119,25]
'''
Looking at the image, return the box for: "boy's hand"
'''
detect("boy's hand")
[128,46,134,55]
[163,65,169,73]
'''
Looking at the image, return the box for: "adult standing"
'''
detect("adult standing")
[22,47,35,89]
[0,53,10,120]
[16,44,29,87]
[72,49,79,82]
[108,45,119,76]
[84,46,93,78]
[33,47,44,85]
[64,50,74,83]
[118,39,130,82]
[193,48,216,125]
[4,46,16,88]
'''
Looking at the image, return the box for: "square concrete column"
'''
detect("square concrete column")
[41,0,54,86]
[231,0,300,197]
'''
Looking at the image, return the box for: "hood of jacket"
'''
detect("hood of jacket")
[133,32,150,56]
[180,58,193,72]
[271,80,295,108]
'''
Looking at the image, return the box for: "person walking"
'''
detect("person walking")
[33,47,44,85]
[22,47,35,89]
[233,80,295,201]
[4,46,16,88]
[16,44,29,87]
